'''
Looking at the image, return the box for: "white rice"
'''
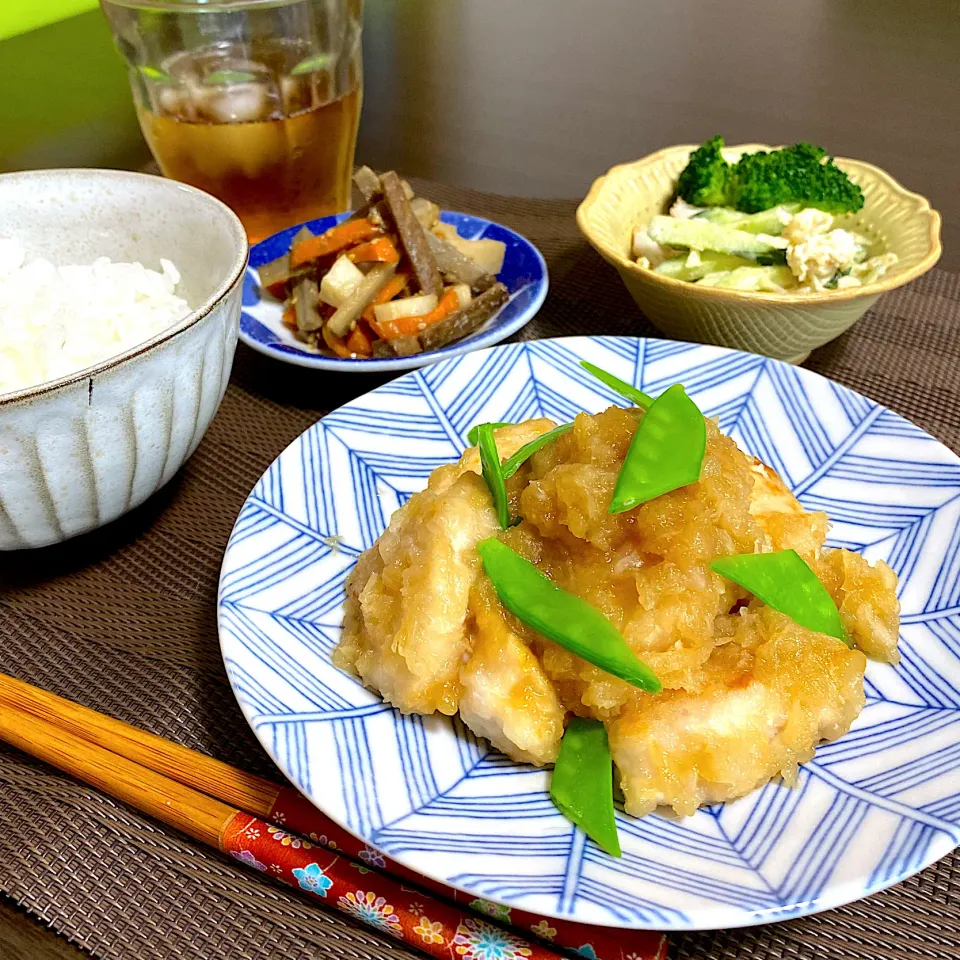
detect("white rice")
[0,237,191,394]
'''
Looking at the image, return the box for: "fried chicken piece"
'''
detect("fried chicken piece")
[454,419,558,479]
[747,456,802,517]
[747,456,829,562]
[520,410,763,695]
[459,578,565,765]
[336,421,556,716]
[335,470,498,715]
[817,548,900,663]
[746,455,900,663]
[607,607,866,817]
[338,408,899,817]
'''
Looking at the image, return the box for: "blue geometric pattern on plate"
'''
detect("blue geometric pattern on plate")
[218,336,960,930]
[239,211,548,372]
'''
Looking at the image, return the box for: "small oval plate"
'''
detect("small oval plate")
[239,211,548,372]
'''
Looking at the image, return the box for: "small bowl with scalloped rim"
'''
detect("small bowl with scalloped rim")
[576,143,942,363]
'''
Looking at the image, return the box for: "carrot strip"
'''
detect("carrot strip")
[377,288,459,340]
[373,273,409,304]
[291,219,380,267]
[362,274,409,326]
[322,324,355,358]
[281,305,298,330]
[346,321,375,357]
[347,237,400,264]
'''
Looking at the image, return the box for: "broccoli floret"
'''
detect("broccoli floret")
[675,138,864,215]
[675,135,732,207]
[731,143,864,214]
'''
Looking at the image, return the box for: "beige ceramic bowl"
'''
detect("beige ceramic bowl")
[0,169,247,550]
[577,144,942,363]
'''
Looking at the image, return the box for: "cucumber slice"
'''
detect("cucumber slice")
[730,204,801,235]
[694,207,747,225]
[654,252,755,281]
[694,204,800,234]
[697,265,797,291]
[648,216,787,259]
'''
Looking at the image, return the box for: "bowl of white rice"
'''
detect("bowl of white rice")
[0,169,247,550]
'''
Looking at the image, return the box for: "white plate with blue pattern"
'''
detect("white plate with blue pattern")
[239,211,548,372]
[218,336,960,930]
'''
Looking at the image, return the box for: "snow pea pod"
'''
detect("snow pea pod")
[580,360,653,409]
[477,538,662,693]
[501,423,574,479]
[476,424,511,529]
[710,549,849,643]
[609,383,706,514]
[550,717,621,857]
[467,421,513,445]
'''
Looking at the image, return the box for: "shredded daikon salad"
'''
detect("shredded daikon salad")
[0,237,191,394]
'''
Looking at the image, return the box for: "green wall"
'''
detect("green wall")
[0,0,100,42]
[0,11,151,173]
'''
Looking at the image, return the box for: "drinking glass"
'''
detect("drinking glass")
[100,0,363,243]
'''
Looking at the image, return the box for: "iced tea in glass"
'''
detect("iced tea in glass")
[101,0,363,243]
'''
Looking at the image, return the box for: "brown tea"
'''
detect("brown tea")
[137,42,361,243]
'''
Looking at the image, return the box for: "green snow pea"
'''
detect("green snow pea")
[710,549,849,643]
[550,717,621,857]
[609,383,706,514]
[476,538,662,693]
[476,424,511,529]
[501,423,574,479]
[475,422,572,527]
[467,421,513,446]
[580,360,654,408]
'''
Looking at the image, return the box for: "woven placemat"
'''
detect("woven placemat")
[1,178,958,960]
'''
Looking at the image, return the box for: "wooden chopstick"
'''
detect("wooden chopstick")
[0,686,579,960]
[0,700,235,846]
[0,671,668,960]
[0,672,280,817]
